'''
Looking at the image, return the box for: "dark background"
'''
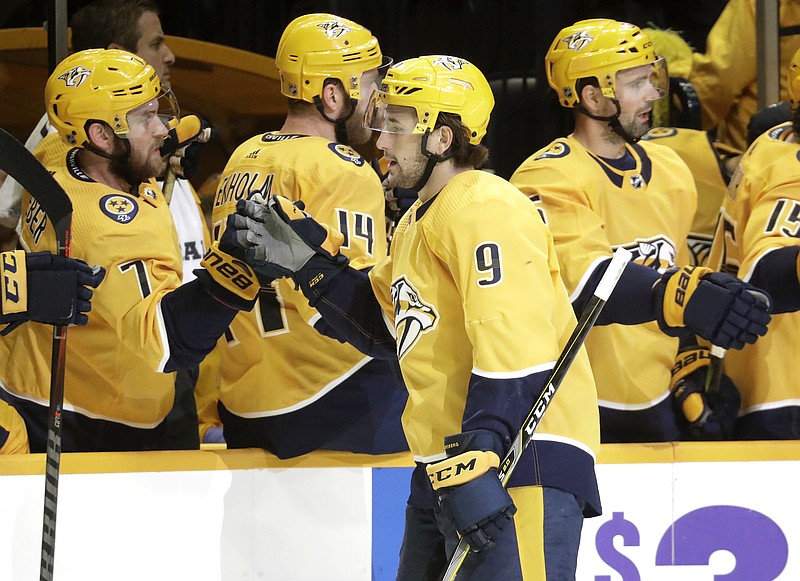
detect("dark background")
[1,0,728,178]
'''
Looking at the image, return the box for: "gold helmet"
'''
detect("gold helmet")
[46,48,166,147]
[276,13,383,103]
[364,55,494,144]
[546,18,660,107]
[788,47,800,110]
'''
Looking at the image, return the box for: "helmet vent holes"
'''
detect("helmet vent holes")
[449,79,474,90]
[288,54,299,63]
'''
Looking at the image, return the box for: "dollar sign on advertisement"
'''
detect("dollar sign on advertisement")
[594,511,641,581]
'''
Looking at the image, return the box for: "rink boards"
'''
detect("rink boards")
[1,441,799,580]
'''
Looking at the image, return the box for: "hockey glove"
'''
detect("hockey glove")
[653,266,771,350]
[235,196,349,297]
[670,345,740,440]
[160,114,212,180]
[1,250,105,335]
[193,219,261,311]
[426,429,516,552]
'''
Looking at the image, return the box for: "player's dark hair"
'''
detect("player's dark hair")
[71,0,160,53]
[436,112,489,169]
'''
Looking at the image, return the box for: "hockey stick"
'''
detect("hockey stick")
[704,345,725,407]
[162,166,177,205]
[442,247,632,581]
[0,128,73,581]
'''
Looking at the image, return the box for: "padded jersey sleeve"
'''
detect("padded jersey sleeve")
[434,194,564,446]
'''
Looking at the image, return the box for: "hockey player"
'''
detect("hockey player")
[707,47,800,439]
[1,0,215,448]
[509,19,771,443]
[231,55,602,581]
[210,13,408,457]
[71,0,214,448]
[0,49,260,452]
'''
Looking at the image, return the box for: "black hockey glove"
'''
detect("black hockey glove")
[653,266,771,350]
[670,345,740,440]
[234,196,349,298]
[160,114,212,180]
[426,429,516,552]
[1,250,105,335]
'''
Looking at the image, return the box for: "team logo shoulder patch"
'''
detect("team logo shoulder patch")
[328,143,365,166]
[57,65,91,88]
[642,127,677,140]
[391,276,439,360]
[621,235,677,271]
[99,194,139,224]
[534,141,570,160]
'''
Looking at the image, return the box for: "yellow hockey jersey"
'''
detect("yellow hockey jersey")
[0,135,184,427]
[510,136,697,409]
[212,133,392,416]
[642,126,741,265]
[708,122,800,414]
[368,170,600,467]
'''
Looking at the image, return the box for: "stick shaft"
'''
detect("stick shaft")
[443,248,631,580]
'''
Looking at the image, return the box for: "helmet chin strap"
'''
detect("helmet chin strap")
[314,95,356,144]
[577,100,641,144]
[410,131,454,193]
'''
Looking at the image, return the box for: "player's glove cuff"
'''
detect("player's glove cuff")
[195,241,259,311]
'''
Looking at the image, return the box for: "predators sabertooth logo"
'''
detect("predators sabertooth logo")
[433,56,467,71]
[563,31,594,51]
[622,236,677,271]
[317,20,351,38]
[391,277,438,359]
[58,66,92,88]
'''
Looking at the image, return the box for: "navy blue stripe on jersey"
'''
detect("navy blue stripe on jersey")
[736,405,800,439]
[220,357,408,458]
[0,388,171,452]
[508,439,601,517]
[573,257,661,325]
[748,245,800,313]
[461,371,545,449]
[160,279,239,372]
[590,155,625,188]
[631,142,653,184]
[312,266,397,359]
[0,425,8,450]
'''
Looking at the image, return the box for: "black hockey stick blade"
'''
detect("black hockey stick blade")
[0,128,71,245]
[0,127,73,581]
[443,247,632,581]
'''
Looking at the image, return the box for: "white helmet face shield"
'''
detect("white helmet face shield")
[613,57,668,103]
[364,93,422,135]
[126,89,180,136]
